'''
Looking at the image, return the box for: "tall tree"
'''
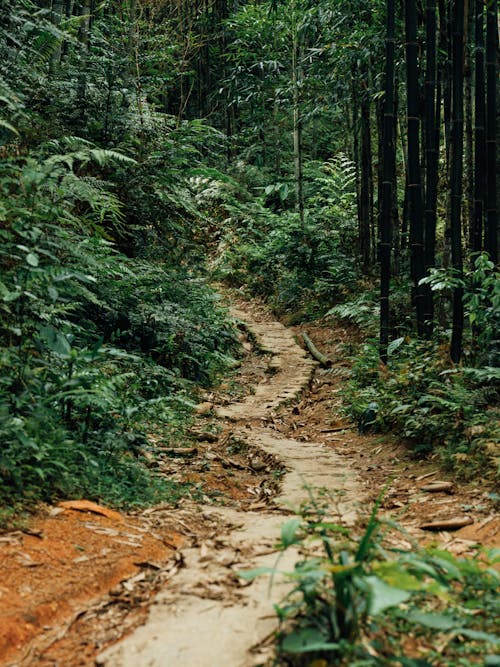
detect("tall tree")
[471,0,486,254]
[485,0,498,263]
[405,0,426,335]
[291,0,305,225]
[450,0,465,363]
[359,62,374,269]
[379,0,396,363]
[423,0,439,334]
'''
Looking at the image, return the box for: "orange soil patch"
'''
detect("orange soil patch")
[0,503,182,667]
[454,515,500,550]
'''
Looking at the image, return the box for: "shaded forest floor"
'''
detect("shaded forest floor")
[1,294,498,667]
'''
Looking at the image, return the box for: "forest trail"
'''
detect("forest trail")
[96,300,363,667]
[95,297,498,667]
[1,297,497,667]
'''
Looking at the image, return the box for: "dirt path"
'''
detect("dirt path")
[2,297,497,667]
[96,302,364,667]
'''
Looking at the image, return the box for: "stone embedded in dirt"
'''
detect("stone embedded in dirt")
[419,516,474,531]
[57,500,125,523]
[195,401,214,415]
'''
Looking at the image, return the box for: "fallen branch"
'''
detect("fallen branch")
[419,516,473,531]
[421,481,454,494]
[301,333,332,367]
[159,447,198,458]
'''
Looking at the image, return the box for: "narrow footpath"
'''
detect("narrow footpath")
[96,302,364,667]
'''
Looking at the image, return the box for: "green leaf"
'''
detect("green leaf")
[451,629,500,645]
[278,183,289,201]
[0,118,20,135]
[373,562,423,591]
[366,576,411,615]
[26,252,39,267]
[485,656,500,666]
[39,325,72,357]
[408,611,457,630]
[2,290,22,303]
[387,336,405,356]
[281,628,338,654]
[280,518,302,548]
[48,286,59,301]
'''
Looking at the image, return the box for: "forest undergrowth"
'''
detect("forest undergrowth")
[0,0,498,530]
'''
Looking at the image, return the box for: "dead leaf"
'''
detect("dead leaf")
[58,500,125,523]
[415,470,438,481]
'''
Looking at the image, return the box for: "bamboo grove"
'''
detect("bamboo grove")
[379,0,498,365]
[8,2,498,352]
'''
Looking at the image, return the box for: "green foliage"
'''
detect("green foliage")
[245,490,499,666]
[327,291,380,332]
[214,157,359,317]
[0,0,246,514]
[344,337,499,478]
[0,136,236,510]
[420,254,500,365]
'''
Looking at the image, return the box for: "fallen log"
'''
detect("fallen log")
[301,333,332,368]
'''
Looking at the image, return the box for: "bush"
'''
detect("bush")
[242,490,500,666]
[213,156,360,317]
[344,337,499,478]
[0,149,236,509]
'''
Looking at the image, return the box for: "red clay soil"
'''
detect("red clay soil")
[0,502,183,667]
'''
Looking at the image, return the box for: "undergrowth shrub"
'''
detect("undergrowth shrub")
[344,337,499,479]
[0,148,236,511]
[212,156,359,317]
[242,489,500,666]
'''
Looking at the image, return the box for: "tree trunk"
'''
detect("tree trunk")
[471,0,486,254]
[485,0,498,263]
[392,80,401,275]
[423,0,439,335]
[360,65,373,270]
[379,0,396,363]
[292,20,304,225]
[450,0,465,363]
[77,0,92,125]
[405,0,426,336]
[50,0,63,69]
[438,0,453,281]
[464,28,474,246]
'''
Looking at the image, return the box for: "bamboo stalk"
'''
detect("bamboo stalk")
[301,333,332,368]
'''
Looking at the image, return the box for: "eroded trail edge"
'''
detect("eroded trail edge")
[97,302,364,667]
